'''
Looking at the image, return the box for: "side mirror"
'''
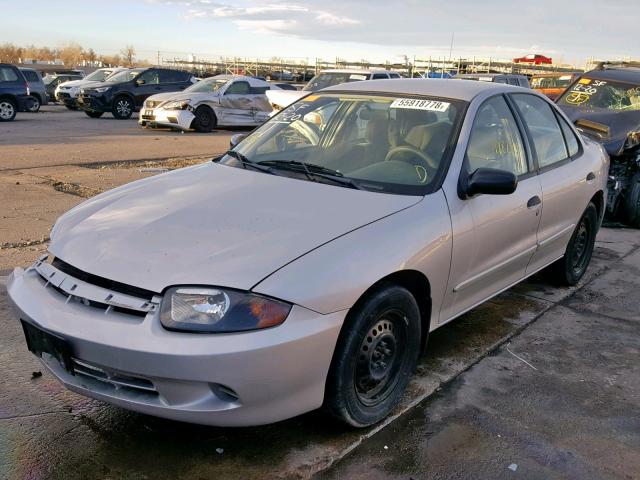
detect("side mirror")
[229,133,248,148]
[461,167,517,198]
[136,79,146,86]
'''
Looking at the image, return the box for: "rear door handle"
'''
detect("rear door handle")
[586,172,596,182]
[527,196,542,209]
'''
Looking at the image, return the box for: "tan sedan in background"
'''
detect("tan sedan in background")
[8,79,608,428]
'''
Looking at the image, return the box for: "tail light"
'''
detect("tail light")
[25,82,30,96]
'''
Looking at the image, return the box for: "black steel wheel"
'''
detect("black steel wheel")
[623,173,640,228]
[192,105,216,133]
[548,202,598,286]
[325,284,421,427]
[111,96,134,119]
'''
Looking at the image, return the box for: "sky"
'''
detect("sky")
[2,0,638,66]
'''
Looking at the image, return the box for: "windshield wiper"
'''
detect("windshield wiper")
[223,150,275,175]
[257,160,362,190]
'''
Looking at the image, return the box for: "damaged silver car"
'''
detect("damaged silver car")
[8,79,607,428]
[139,74,278,132]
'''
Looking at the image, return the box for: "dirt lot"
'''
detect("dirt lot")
[0,104,236,271]
[1,106,639,479]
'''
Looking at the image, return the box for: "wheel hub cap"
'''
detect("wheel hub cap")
[0,102,14,119]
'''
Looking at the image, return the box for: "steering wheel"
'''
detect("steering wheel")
[385,145,438,169]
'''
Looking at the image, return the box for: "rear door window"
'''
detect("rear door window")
[22,71,39,82]
[372,73,388,80]
[160,70,187,83]
[225,81,251,95]
[511,93,569,168]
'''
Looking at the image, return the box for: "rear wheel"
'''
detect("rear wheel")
[0,98,17,121]
[192,105,216,132]
[623,173,640,228]
[325,284,421,427]
[27,96,41,113]
[84,110,104,118]
[112,96,134,119]
[548,202,598,286]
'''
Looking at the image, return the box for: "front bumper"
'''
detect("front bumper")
[7,260,345,426]
[139,107,195,131]
[77,94,111,112]
[56,90,79,107]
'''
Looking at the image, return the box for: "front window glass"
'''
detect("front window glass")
[186,78,228,93]
[558,77,640,111]
[106,70,141,83]
[85,69,112,82]
[302,72,371,92]
[220,93,465,194]
[466,96,527,176]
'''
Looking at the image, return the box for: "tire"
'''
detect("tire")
[623,173,640,228]
[27,96,41,113]
[548,203,598,286]
[325,284,421,427]
[111,96,134,119]
[84,110,104,118]
[0,97,17,122]
[192,105,216,132]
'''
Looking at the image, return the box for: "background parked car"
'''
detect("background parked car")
[530,72,581,100]
[43,74,83,102]
[266,68,402,113]
[139,75,278,132]
[55,67,128,110]
[454,73,530,88]
[556,62,640,226]
[77,67,197,119]
[19,67,48,112]
[0,64,33,122]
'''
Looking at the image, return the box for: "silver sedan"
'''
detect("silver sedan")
[7,79,608,427]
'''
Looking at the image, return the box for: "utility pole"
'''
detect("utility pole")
[157,51,161,66]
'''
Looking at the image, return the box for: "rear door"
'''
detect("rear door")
[509,93,593,274]
[441,94,543,323]
[159,69,191,93]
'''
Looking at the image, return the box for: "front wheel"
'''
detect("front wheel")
[192,105,216,132]
[27,96,41,112]
[325,284,421,427]
[84,110,104,118]
[112,96,134,119]
[548,202,598,286]
[623,173,640,228]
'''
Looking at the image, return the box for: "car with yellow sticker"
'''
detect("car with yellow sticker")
[557,62,640,226]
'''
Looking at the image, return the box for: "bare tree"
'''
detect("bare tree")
[58,42,84,67]
[120,45,136,67]
[0,43,23,63]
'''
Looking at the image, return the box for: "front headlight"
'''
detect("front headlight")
[95,87,111,93]
[162,101,193,111]
[160,286,291,333]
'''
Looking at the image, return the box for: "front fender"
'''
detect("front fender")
[251,191,453,330]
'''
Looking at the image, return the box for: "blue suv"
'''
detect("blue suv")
[0,64,32,122]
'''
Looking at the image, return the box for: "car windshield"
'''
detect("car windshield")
[185,78,228,93]
[558,77,640,111]
[220,93,465,195]
[531,75,575,89]
[42,75,56,85]
[302,72,371,92]
[85,69,113,82]
[106,70,140,83]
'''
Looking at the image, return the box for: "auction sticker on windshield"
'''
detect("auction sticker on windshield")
[390,98,450,112]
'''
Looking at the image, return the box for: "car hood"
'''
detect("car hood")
[265,89,307,109]
[49,162,421,294]
[559,105,640,156]
[145,91,214,105]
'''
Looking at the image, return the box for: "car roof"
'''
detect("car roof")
[321,69,394,74]
[582,67,640,83]
[322,78,524,101]
[531,72,581,78]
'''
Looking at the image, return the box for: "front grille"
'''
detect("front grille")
[52,257,157,300]
[72,358,158,397]
[58,93,70,99]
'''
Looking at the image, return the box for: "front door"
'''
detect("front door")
[441,94,542,323]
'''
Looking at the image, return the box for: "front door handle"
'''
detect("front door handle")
[527,196,542,209]
[586,172,596,182]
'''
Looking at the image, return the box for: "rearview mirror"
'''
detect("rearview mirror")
[229,133,248,148]
[461,167,517,198]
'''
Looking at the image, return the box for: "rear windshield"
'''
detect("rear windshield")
[531,75,575,89]
[302,72,371,92]
[558,77,640,111]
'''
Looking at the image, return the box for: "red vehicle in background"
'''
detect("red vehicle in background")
[513,54,553,65]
